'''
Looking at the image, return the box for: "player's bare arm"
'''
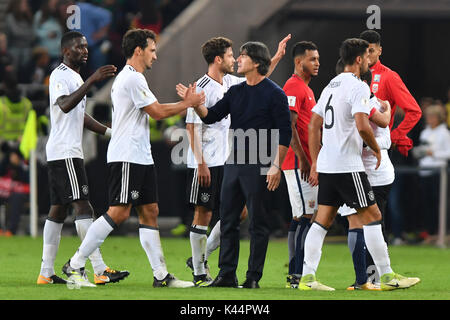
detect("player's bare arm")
[186,123,211,187]
[84,113,110,135]
[307,112,323,187]
[289,110,311,180]
[56,65,117,113]
[144,83,205,120]
[266,34,291,77]
[354,112,381,169]
[266,145,289,191]
[369,99,391,128]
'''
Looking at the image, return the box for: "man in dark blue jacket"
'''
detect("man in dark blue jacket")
[191,41,291,288]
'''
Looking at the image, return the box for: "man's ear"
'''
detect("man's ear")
[379,45,382,57]
[214,55,223,65]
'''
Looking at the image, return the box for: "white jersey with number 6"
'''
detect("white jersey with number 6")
[312,72,372,173]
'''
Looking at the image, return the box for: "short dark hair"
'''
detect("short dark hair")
[201,37,233,65]
[61,31,84,49]
[360,69,372,86]
[122,29,156,59]
[292,41,318,58]
[359,30,381,45]
[335,58,345,75]
[339,38,369,66]
[239,41,271,75]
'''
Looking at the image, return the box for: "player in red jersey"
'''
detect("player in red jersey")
[281,41,319,288]
[360,30,422,157]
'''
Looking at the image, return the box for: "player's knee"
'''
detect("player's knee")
[72,200,94,218]
[48,205,68,223]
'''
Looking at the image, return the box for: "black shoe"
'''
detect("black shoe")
[240,278,260,289]
[208,275,238,288]
[95,267,130,285]
[193,274,213,287]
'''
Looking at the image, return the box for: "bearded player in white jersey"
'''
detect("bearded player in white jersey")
[301,38,420,291]
[62,29,205,288]
[37,31,129,286]
[176,35,290,286]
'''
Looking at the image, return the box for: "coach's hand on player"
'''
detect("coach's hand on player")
[266,165,281,191]
[308,163,319,187]
[89,65,117,83]
[197,162,211,187]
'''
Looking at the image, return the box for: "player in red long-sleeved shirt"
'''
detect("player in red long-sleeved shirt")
[360,30,422,157]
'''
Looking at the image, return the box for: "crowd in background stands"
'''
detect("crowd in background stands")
[0,0,449,242]
[0,0,193,236]
[0,0,193,86]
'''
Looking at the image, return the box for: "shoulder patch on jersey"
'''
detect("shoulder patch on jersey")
[287,96,296,107]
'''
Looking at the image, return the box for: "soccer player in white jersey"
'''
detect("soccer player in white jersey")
[62,29,205,288]
[301,38,420,291]
[177,35,290,286]
[37,31,129,286]
[335,60,393,290]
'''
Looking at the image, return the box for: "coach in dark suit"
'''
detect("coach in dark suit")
[191,41,291,288]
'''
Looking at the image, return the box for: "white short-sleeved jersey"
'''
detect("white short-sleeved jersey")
[46,63,86,161]
[362,96,395,186]
[185,73,245,168]
[107,65,157,165]
[312,73,372,173]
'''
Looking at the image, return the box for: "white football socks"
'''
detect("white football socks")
[205,221,221,261]
[70,215,114,270]
[40,219,63,277]
[75,217,107,275]
[190,225,208,276]
[139,226,168,281]
[302,222,328,277]
[363,223,393,276]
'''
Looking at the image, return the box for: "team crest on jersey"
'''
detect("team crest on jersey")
[372,83,379,93]
[374,74,381,82]
[200,192,210,203]
[131,190,140,200]
[368,191,375,201]
[308,200,315,209]
[81,185,89,195]
[287,96,296,107]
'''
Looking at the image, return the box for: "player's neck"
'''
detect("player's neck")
[294,70,311,85]
[62,59,80,73]
[126,58,144,73]
[207,66,224,85]
[343,65,361,78]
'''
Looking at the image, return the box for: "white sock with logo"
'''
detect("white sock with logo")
[190,225,208,276]
[40,219,63,278]
[363,223,393,276]
[302,222,328,277]
[75,217,108,275]
[139,226,168,280]
[205,221,221,261]
[70,215,114,270]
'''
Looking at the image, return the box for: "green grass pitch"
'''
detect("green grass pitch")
[0,236,449,300]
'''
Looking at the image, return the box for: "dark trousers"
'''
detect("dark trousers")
[218,164,271,282]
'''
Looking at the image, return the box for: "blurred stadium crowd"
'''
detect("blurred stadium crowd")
[0,0,448,246]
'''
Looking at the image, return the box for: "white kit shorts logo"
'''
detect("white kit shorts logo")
[368,191,375,202]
